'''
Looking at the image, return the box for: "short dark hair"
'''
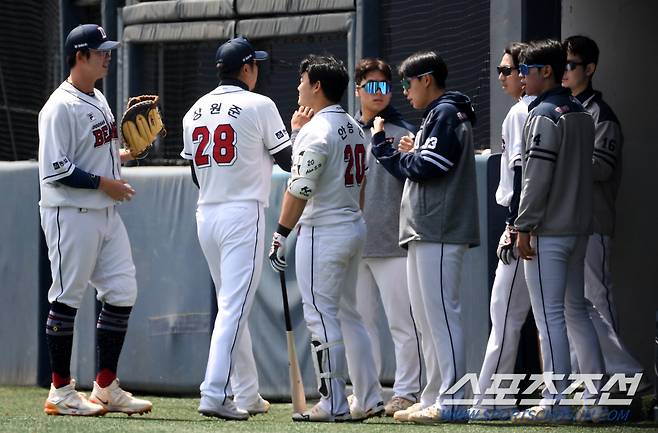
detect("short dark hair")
[217,60,255,81]
[563,35,599,66]
[67,49,90,69]
[355,58,392,85]
[519,39,566,84]
[299,55,349,103]
[504,42,528,68]
[398,51,448,89]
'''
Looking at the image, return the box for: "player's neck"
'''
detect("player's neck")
[310,100,336,114]
[360,106,379,124]
[67,71,96,94]
[570,81,589,97]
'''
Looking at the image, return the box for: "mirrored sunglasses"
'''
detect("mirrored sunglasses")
[496,66,517,76]
[360,80,392,95]
[519,63,545,76]
[400,71,434,91]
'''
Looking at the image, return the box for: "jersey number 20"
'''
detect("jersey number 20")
[193,124,237,167]
[344,143,365,186]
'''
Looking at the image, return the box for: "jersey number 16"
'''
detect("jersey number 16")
[193,124,237,168]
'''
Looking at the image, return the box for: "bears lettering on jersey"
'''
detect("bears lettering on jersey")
[92,121,117,148]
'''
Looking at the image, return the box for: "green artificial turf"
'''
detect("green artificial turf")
[0,386,656,433]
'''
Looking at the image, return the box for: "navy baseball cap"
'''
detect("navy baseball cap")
[215,36,268,71]
[65,24,120,56]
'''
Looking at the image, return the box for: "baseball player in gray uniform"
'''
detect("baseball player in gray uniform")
[38,24,151,416]
[181,36,293,421]
[470,42,535,421]
[371,51,480,424]
[269,55,383,422]
[562,35,644,379]
[512,39,606,423]
[352,58,423,417]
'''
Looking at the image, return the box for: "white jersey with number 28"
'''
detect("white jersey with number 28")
[295,104,367,226]
[181,84,290,207]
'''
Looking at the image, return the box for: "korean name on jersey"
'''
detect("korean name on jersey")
[181,85,290,207]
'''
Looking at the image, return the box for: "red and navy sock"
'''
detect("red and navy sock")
[45,301,77,388]
[96,303,132,388]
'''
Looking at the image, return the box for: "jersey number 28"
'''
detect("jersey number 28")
[344,143,365,186]
[193,124,237,167]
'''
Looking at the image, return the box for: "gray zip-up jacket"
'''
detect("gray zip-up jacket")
[356,105,415,258]
[576,86,622,236]
[371,91,480,247]
[515,86,594,235]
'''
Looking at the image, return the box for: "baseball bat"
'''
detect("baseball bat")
[279,270,306,413]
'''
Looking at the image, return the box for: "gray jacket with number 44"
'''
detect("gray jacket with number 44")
[515,86,594,236]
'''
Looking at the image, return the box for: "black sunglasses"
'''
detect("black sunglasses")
[565,61,585,71]
[496,66,517,76]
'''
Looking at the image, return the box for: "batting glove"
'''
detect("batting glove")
[269,232,287,271]
[496,225,518,265]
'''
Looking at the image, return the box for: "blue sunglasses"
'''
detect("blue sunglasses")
[519,63,545,75]
[359,80,391,95]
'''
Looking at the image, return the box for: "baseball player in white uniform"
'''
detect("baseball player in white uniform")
[513,39,606,423]
[269,55,383,422]
[371,51,480,424]
[181,36,293,421]
[562,35,644,380]
[39,24,151,417]
[470,43,535,421]
[352,58,423,416]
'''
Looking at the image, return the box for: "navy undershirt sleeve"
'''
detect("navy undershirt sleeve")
[56,166,101,189]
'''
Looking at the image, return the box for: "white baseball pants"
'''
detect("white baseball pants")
[355,256,422,402]
[524,235,604,405]
[296,219,382,416]
[407,241,467,412]
[474,255,531,409]
[197,201,264,409]
[40,206,137,309]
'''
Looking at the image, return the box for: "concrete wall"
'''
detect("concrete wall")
[489,0,523,151]
[563,0,658,379]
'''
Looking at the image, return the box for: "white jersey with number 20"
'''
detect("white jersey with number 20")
[295,104,367,226]
[181,84,290,207]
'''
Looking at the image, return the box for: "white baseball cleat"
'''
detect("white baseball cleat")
[238,395,270,415]
[199,397,249,421]
[393,402,424,421]
[292,402,351,422]
[350,400,385,421]
[44,380,106,416]
[468,406,515,421]
[89,379,152,415]
[408,404,448,424]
